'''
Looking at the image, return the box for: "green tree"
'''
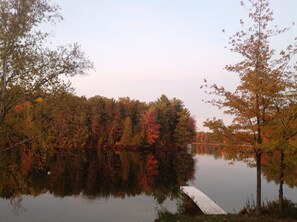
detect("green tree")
[203,0,296,215]
[120,117,133,145]
[0,0,92,126]
[173,109,196,147]
[155,95,173,145]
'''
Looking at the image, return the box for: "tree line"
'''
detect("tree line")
[0,90,196,150]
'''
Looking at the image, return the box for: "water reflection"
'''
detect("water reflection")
[3,144,296,218]
[0,147,195,204]
[191,144,297,212]
[193,144,297,188]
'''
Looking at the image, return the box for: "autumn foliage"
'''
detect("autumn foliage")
[203,0,297,216]
[0,92,196,150]
[140,107,160,145]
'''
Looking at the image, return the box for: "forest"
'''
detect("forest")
[0,90,196,151]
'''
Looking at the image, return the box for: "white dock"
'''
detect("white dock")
[180,186,227,215]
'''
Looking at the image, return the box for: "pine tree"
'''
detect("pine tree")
[173,109,195,147]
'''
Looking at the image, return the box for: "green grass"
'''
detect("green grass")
[156,208,196,222]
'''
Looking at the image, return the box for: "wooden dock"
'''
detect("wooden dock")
[180,186,227,215]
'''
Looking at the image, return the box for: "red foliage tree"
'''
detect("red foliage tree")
[140,107,160,145]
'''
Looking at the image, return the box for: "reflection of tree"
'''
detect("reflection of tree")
[47,150,86,196]
[262,152,297,188]
[173,152,195,185]
[192,144,237,160]
[139,153,158,193]
[261,152,297,216]
[193,145,297,189]
[0,147,195,205]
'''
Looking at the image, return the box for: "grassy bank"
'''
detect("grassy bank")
[156,195,297,222]
[156,211,297,222]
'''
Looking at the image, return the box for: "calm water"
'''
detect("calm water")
[0,194,176,222]
[190,145,297,213]
[0,147,193,222]
[0,146,297,221]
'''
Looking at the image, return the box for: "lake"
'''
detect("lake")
[190,144,297,213]
[0,145,296,221]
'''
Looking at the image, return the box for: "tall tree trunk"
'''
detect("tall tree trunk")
[256,151,262,216]
[279,150,285,217]
[256,124,262,216]
[0,58,7,124]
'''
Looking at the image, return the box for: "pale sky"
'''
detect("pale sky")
[50,0,296,130]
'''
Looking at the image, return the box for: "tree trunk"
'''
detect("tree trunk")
[279,150,285,217]
[256,151,262,216]
[0,58,7,124]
